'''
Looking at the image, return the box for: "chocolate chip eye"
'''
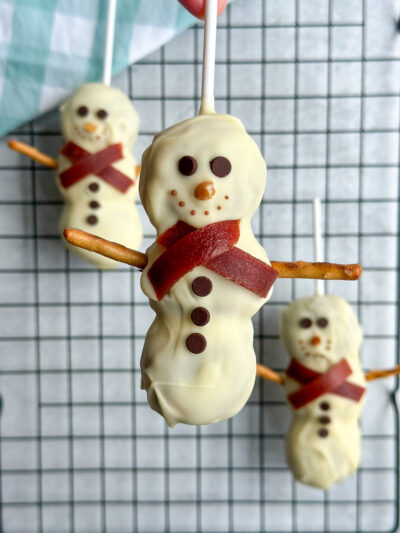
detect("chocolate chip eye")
[97,109,108,120]
[299,318,312,328]
[178,156,198,176]
[77,106,88,117]
[317,317,328,328]
[210,156,231,177]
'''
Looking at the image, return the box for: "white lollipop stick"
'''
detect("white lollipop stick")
[199,0,218,115]
[102,0,117,86]
[312,198,325,296]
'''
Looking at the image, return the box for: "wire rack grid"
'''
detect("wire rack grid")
[0,0,399,531]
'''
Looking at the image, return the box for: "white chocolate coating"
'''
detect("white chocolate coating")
[58,83,142,268]
[280,294,366,489]
[140,113,273,427]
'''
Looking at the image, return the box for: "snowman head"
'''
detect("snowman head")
[140,114,266,233]
[280,294,362,372]
[60,83,139,150]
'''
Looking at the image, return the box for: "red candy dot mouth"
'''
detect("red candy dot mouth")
[171,189,227,217]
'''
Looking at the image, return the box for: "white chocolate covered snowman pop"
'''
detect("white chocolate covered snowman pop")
[138,112,278,426]
[63,2,362,427]
[8,0,142,269]
[57,82,141,268]
[280,293,366,490]
[137,0,278,426]
[257,200,400,489]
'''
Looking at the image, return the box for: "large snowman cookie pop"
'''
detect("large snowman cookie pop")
[63,1,361,427]
[8,1,142,269]
[139,112,277,426]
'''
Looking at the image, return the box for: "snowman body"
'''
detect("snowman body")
[139,114,275,426]
[57,83,141,269]
[280,294,366,489]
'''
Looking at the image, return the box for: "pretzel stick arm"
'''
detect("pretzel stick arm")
[63,229,362,281]
[63,229,148,270]
[8,139,58,168]
[271,261,362,281]
[256,364,284,385]
[365,365,400,382]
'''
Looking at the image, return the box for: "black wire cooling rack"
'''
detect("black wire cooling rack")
[0,0,399,531]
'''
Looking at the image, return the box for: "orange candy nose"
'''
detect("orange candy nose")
[194,180,215,200]
[83,122,98,133]
[311,336,321,346]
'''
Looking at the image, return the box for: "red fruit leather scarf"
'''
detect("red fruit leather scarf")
[286,358,365,409]
[59,142,133,193]
[148,220,279,300]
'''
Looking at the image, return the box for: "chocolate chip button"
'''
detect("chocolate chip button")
[192,276,213,297]
[86,215,98,225]
[318,428,329,438]
[319,416,331,425]
[88,182,100,192]
[89,200,100,209]
[191,307,210,326]
[319,402,330,411]
[186,333,207,354]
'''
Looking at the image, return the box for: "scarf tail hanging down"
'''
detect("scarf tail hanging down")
[148,220,279,300]
[59,141,133,192]
[286,358,366,409]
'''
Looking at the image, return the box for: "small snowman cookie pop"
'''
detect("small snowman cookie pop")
[257,199,400,489]
[8,0,141,269]
[62,3,362,427]
[279,293,366,490]
[56,82,140,268]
